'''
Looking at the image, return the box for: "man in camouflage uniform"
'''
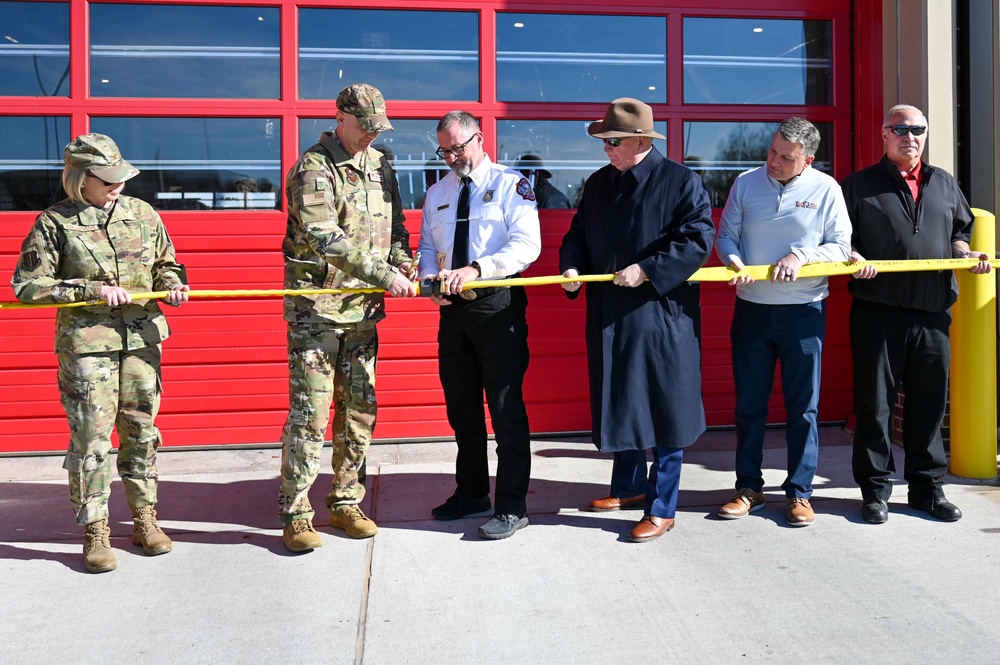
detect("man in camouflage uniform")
[278,83,416,551]
[12,133,189,573]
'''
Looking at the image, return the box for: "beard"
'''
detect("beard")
[449,159,473,178]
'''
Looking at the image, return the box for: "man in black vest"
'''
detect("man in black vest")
[842,104,992,524]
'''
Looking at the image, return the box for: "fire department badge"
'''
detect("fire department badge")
[436,252,448,269]
[483,189,495,203]
[515,178,535,201]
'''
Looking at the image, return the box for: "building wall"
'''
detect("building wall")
[0,0,878,453]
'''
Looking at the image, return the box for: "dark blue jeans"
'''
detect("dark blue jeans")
[609,447,684,519]
[731,298,825,498]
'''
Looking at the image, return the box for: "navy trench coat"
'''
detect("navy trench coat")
[559,147,715,453]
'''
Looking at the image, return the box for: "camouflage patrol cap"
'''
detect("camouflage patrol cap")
[65,133,139,183]
[337,83,394,133]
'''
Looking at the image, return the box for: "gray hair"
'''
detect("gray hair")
[437,111,480,134]
[777,117,821,157]
[884,104,925,125]
[61,165,88,203]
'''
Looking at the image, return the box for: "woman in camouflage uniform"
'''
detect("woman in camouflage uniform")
[11,134,189,573]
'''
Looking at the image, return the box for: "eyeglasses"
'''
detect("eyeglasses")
[884,125,927,137]
[435,133,478,159]
[602,137,625,148]
[87,173,119,187]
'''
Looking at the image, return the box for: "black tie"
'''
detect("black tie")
[452,176,472,269]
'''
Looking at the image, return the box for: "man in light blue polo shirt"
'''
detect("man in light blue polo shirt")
[715,117,851,526]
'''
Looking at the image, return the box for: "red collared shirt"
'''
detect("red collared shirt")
[900,160,922,203]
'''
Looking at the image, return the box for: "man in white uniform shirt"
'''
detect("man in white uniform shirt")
[418,111,541,540]
[715,117,851,527]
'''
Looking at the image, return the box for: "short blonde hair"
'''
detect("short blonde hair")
[61,165,89,203]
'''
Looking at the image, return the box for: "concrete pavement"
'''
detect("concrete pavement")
[1,426,999,665]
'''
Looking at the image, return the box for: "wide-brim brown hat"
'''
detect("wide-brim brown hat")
[588,98,665,140]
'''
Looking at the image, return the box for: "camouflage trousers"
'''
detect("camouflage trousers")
[278,323,378,525]
[58,346,163,526]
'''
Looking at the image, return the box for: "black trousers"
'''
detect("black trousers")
[438,287,531,516]
[850,298,951,502]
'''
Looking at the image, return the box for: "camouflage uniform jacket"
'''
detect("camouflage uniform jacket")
[283,131,411,327]
[11,196,185,354]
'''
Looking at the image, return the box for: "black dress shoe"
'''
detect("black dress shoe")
[908,496,962,522]
[861,499,888,524]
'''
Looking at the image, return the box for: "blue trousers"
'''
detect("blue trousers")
[609,447,684,519]
[731,299,825,498]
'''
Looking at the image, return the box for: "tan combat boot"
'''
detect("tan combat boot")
[132,505,173,556]
[283,518,323,552]
[329,504,378,539]
[83,519,117,573]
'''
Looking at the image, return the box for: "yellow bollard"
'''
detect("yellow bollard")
[949,208,998,478]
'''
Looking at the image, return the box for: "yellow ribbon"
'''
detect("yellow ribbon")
[1,258,992,310]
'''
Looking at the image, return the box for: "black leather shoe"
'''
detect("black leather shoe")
[861,499,888,524]
[908,496,962,522]
[431,495,492,521]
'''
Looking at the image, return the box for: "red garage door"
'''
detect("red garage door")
[0,0,878,453]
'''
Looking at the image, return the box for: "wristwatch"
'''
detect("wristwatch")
[470,260,482,276]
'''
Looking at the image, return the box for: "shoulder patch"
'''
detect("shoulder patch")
[302,192,326,207]
[21,250,40,272]
[515,178,536,202]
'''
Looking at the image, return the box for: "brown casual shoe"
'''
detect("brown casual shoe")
[718,488,766,519]
[83,519,117,573]
[329,504,378,539]
[627,514,675,543]
[586,494,645,512]
[132,505,173,556]
[283,518,323,552]
[786,497,815,526]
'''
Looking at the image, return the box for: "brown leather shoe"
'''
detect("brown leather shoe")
[718,488,766,519]
[786,497,815,526]
[628,515,675,542]
[586,494,645,512]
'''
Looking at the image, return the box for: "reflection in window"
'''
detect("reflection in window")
[90,4,279,99]
[684,18,832,105]
[301,118,446,210]
[0,116,71,211]
[90,118,282,210]
[497,14,666,103]
[299,9,478,101]
[0,1,70,97]
[683,121,832,207]
[497,120,667,208]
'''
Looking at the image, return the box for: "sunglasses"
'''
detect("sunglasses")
[602,137,625,147]
[87,173,120,187]
[884,125,927,137]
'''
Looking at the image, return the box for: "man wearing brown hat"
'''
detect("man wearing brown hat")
[559,98,715,542]
[277,83,416,551]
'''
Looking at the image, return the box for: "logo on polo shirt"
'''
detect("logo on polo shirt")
[795,201,819,209]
